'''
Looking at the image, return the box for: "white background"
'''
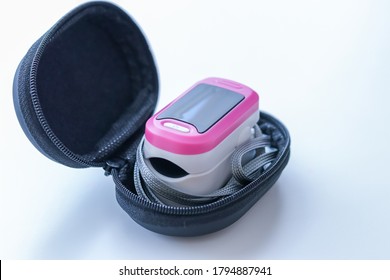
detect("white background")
[1,0,389,259]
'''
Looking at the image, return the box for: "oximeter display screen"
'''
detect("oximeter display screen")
[157,83,244,133]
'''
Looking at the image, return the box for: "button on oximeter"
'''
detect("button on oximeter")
[163,122,190,133]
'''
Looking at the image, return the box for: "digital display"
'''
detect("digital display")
[157,84,244,133]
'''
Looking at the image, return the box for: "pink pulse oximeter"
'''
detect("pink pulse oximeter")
[143,77,259,195]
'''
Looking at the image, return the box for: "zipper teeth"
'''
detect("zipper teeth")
[114,115,291,216]
[28,6,104,168]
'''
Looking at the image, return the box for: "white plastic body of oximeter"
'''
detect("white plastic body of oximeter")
[143,77,259,195]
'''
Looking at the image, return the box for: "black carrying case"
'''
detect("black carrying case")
[13,1,291,236]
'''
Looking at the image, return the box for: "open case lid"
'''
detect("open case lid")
[13,1,159,168]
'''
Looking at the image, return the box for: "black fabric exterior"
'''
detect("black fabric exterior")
[13,1,158,167]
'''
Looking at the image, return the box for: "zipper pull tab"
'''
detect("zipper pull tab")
[104,158,126,176]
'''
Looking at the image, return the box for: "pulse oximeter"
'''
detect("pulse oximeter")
[143,77,259,195]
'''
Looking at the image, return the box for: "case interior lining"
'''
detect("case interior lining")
[35,5,157,161]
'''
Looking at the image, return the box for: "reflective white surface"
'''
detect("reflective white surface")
[1,0,390,259]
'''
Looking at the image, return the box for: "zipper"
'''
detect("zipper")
[113,112,290,216]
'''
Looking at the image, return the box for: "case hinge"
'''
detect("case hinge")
[104,158,126,176]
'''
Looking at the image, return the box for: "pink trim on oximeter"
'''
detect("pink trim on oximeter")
[145,77,259,155]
